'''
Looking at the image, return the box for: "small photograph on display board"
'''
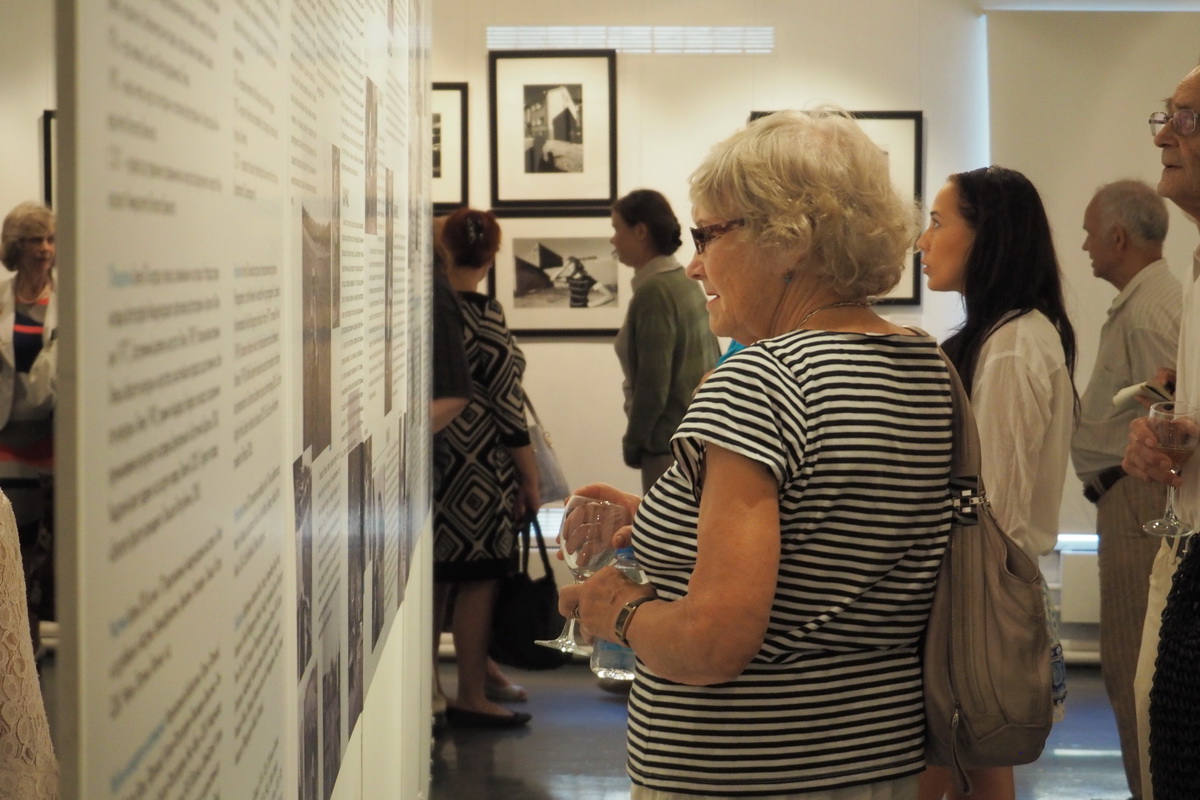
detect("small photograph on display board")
[365,78,380,235]
[321,647,342,800]
[294,453,314,681]
[299,670,319,800]
[369,478,387,650]
[332,144,343,325]
[396,418,412,604]
[346,440,368,732]
[300,147,336,457]
[384,167,395,414]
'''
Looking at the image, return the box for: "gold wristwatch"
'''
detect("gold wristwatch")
[614,596,654,647]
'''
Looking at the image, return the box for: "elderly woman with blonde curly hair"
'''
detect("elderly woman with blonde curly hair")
[561,109,955,799]
[0,202,59,656]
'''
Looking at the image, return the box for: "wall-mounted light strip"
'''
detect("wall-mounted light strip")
[487,26,775,54]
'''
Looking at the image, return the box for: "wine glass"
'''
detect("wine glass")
[534,495,631,655]
[1143,401,1200,537]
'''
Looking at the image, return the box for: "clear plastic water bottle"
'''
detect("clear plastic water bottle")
[590,547,643,681]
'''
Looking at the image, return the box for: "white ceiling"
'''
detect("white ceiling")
[980,0,1200,9]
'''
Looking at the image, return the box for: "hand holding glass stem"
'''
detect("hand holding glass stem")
[534,495,631,654]
[1142,401,1200,538]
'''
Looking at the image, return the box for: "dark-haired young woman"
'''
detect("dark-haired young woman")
[610,189,718,491]
[916,166,1078,800]
[433,208,539,728]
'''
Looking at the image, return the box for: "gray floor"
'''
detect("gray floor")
[432,663,1133,800]
[39,654,1130,798]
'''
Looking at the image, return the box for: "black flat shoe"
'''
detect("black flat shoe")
[445,706,531,729]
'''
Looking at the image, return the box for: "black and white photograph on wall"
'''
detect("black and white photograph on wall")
[41,110,55,208]
[365,78,379,235]
[320,648,341,800]
[749,110,924,305]
[299,670,318,800]
[512,237,615,308]
[489,216,632,336]
[489,50,616,215]
[300,153,334,458]
[294,453,314,681]
[431,83,468,214]
[523,83,583,173]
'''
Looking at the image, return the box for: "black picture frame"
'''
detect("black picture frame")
[431,83,468,214]
[42,110,56,208]
[750,110,924,306]
[489,50,617,218]
[485,216,630,337]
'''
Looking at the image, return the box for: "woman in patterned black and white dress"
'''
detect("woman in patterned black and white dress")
[433,208,539,729]
[560,109,955,799]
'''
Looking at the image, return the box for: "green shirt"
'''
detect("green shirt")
[614,256,719,466]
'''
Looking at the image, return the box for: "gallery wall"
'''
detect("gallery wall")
[431,0,989,499]
[431,1,1200,538]
[987,11,1200,534]
[0,0,55,217]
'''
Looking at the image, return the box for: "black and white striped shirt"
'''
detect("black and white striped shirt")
[627,330,953,796]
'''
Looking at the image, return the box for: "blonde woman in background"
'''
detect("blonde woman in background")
[0,202,58,656]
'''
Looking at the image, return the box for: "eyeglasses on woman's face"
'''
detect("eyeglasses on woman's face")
[689,219,745,255]
[1150,109,1199,137]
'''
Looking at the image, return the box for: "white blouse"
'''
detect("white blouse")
[972,310,1075,558]
[1175,246,1200,532]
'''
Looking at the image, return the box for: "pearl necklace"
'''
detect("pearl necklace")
[798,300,870,328]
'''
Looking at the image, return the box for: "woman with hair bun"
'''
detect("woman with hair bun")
[432,208,538,728]
[611,189,718,492]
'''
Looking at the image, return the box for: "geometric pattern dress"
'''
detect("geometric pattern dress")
[433,291,531,582]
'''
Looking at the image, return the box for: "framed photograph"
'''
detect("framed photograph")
[431,83,468,214]
[489,50,617,217]
[750,110,924,306]
[487,216,630,336]
[42,110,56,208]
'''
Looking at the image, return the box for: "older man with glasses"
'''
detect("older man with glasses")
[1123,63,1200,800]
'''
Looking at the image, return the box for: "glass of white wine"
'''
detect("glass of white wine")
[1143,401,1200,538]
[534,494,630,654]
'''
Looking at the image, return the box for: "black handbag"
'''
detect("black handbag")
[489,517,571,670]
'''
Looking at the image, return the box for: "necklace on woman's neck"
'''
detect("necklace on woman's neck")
[798,300,870,328]
[14,275,49,305]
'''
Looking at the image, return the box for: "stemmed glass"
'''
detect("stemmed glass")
[534,495,630,655]
[1143,401,1200,537]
